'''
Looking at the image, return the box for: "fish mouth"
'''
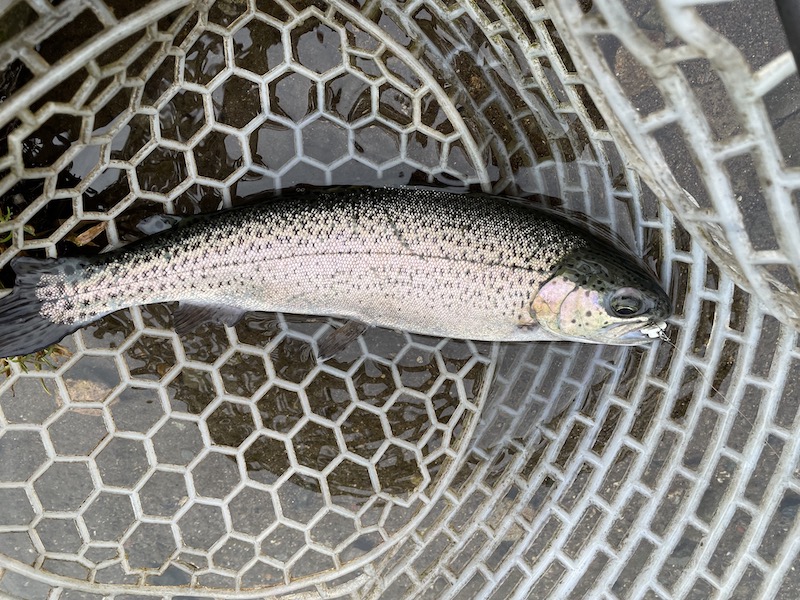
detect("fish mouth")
[606,320,668,345]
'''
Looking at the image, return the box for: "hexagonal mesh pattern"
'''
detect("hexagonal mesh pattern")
[0,321,493,592]
[0,1,799,599]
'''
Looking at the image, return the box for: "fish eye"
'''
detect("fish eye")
[609,288,646,317]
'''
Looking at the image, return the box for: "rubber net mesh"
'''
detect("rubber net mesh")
[0,1,798,599]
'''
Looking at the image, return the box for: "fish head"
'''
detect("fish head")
[531,244,671,345]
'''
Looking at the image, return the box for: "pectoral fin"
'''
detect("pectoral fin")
[317,319,369,361]
[173,302,247,335]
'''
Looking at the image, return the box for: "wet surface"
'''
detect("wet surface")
[0,0,796,599]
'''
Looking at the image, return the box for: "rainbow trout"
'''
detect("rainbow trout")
[0,187,670,359]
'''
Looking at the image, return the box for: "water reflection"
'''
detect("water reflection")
[232,18,285,75]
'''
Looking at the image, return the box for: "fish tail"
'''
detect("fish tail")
[0,257,90,358]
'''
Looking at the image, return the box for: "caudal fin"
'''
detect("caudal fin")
[0,257,88,358]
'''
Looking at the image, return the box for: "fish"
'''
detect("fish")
[0,186,671,359]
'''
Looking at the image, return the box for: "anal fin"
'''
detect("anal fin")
[173,302,247,336]
[317,319,369,361]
